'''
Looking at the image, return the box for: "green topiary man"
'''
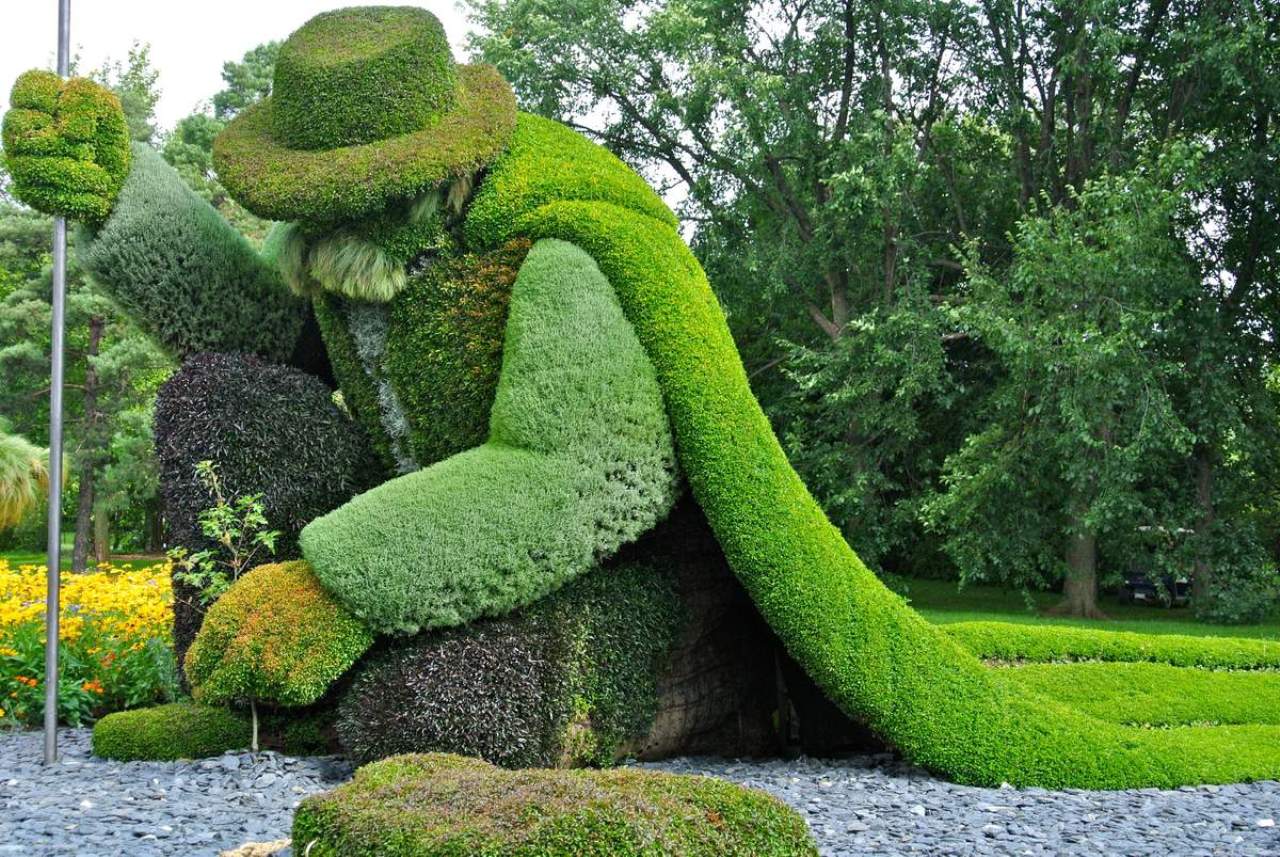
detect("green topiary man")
[7,6,1280,789]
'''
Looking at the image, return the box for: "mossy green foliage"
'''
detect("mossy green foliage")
[464,113,675,247]
[1001,661,1280,727]
[301,239,679,635]
[3,71,130,224]
[271,7,457,152]
[186,561,375,707]
[292,753,818,857]
[385,240,529,465]
[337,561,682,768]
[92,701,337,760]
[465,119,1280,788]
[215,65,515,223]
[945,620,1280,669]
[91,702,249,761]
[76,144,303,361]
[313,293,398,474]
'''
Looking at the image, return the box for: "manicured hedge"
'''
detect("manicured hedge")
[270,7,457,152]
[944,620,1280,669]
[154,353,379,671]
[465,118,1280,788]
[301,240,679,635]
[336,561,681,768]
[92,702,249,761]
[385,239,529,465]
[76,144,303,362]
[186,561,375,707]
[92,701,337,761]
[1001,661,1280,726]
[292,753,818,857]
[3,71,130,224]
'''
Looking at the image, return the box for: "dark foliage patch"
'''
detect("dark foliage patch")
[154,353,380,674]
[336,561,682,769]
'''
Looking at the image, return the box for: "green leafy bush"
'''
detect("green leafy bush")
[91,700,337,760]
[92,702,249,760]
[943,621,1280,669]
[186,561,374,707]
[76,144,303,361]
[301,240,679,635]
[154,353,377,672]
[463,122,1280,787]
[337,561,681,768]
[292,753,818,857]
[385,239,529,465]
[1001,661,1280,726]
[3,71,130,223]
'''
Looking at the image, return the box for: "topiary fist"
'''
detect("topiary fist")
[2,70,131,224]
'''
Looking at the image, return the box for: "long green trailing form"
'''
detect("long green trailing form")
[464,114,1280,789]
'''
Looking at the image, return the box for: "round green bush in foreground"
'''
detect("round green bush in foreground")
[293,753,817,857]
[92,702,249,761]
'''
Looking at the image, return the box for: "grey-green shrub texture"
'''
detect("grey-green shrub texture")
[301,239,680,634]
[76,144,304,361]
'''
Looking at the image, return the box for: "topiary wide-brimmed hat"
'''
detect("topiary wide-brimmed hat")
[213,6,516,224]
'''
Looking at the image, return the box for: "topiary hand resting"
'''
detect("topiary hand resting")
[15,6,1280,789]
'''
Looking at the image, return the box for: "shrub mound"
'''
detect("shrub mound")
[186,561,375,707]
[463,112,1280,788]
[92,702,249,761]
[92,701,338,761]
[337,562,681,768]
[301,240,679,635]
[292,753,818,857]
[944,620,1280,669]
[154,353,377,671]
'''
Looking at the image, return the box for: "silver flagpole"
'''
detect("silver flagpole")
[43,0,71,766]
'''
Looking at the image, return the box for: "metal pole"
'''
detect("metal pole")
[43,0,71,766]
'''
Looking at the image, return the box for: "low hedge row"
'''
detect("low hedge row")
[1001,660,1280,727]
[292,753,818,857]
[944,621,1280,669]
[92,701,336,761]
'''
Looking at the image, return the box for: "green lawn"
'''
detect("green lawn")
[0,550,167,571]
[906,576,1280,641]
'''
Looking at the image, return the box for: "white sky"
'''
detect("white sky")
[1,1,476,132]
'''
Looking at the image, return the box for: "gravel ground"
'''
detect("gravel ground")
[1,729,1277,856]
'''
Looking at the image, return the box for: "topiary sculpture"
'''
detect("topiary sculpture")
[8,5,1280,791]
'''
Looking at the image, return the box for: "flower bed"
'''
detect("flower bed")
[0,558,177,726]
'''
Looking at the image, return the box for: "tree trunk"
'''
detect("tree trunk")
[1191,446,1215,604]
[92,501,110,564]
[144,498,164,554]
[1048,510,1107,619]
[71,316,104,573]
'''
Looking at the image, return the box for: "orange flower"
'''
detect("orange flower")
[81,679,104,695]
[13,675,37,687]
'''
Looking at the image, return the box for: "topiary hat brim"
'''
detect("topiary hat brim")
[213,64,516,224]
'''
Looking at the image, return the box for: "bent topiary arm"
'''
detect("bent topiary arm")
[300,238,679,635]
[75,144,305,362]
